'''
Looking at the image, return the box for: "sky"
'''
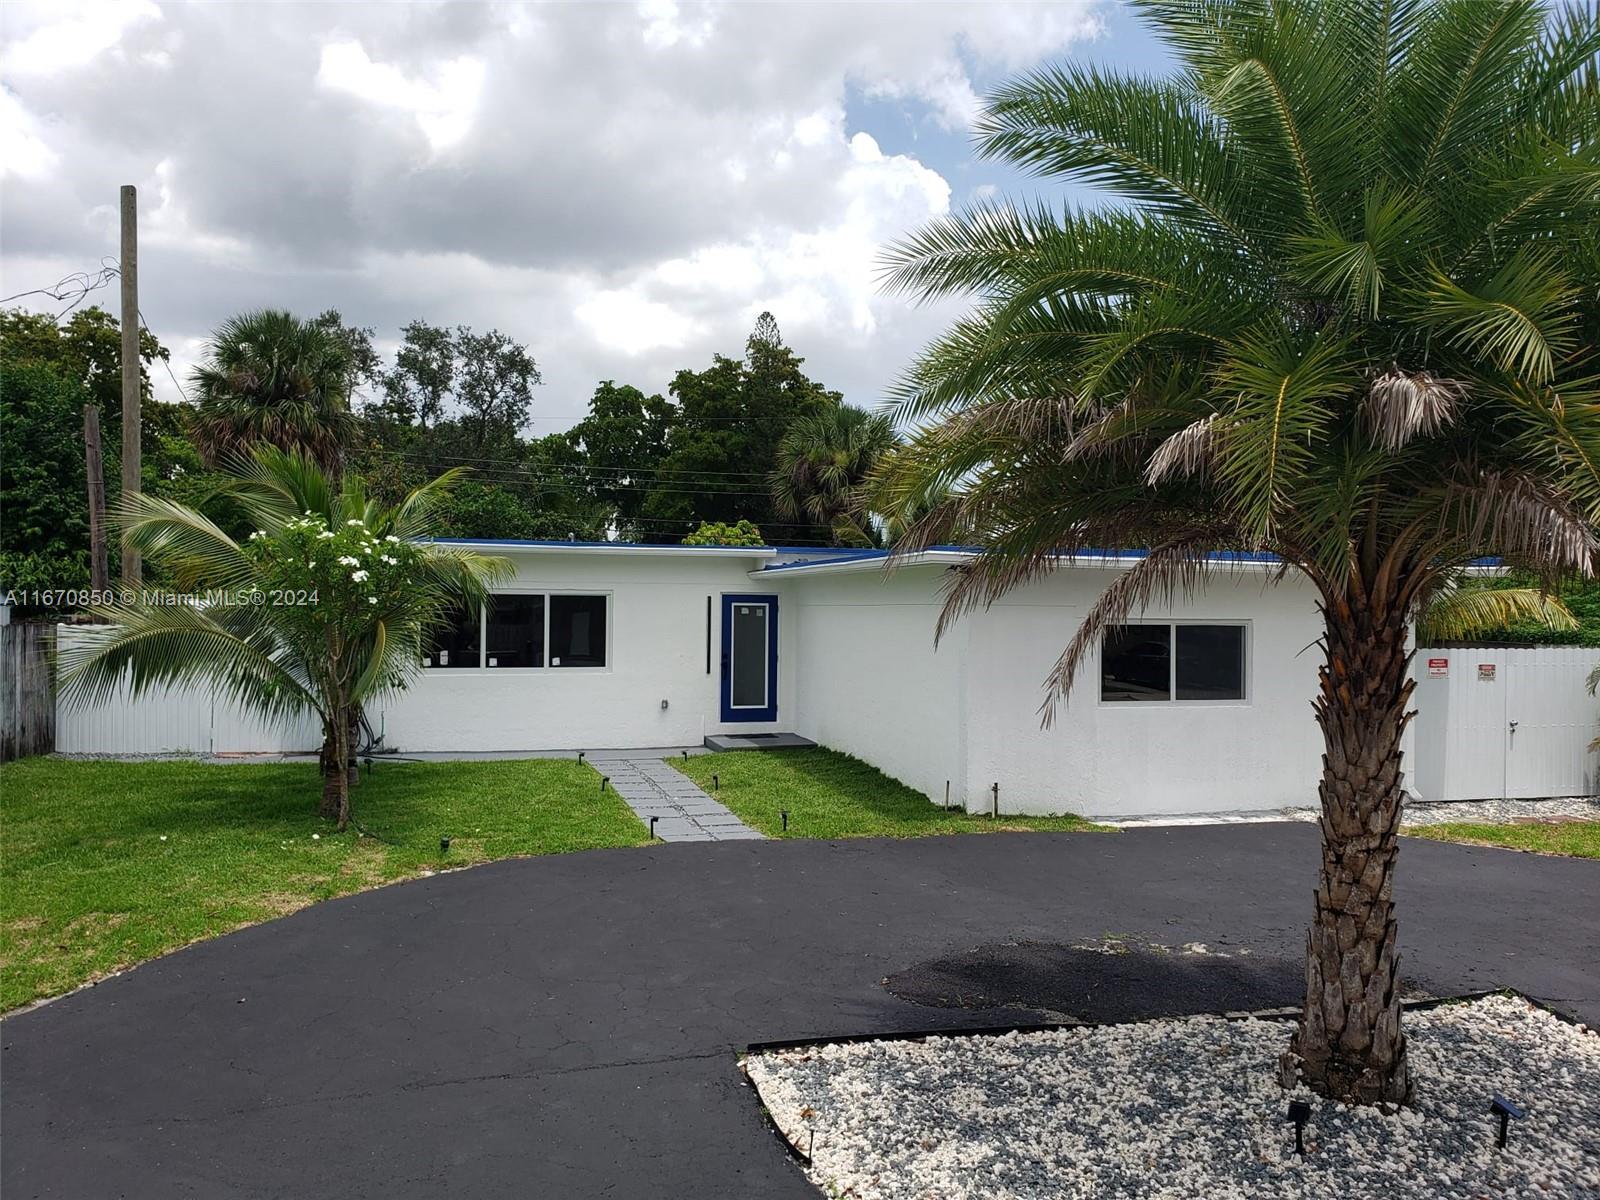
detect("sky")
[0,1,1174,429]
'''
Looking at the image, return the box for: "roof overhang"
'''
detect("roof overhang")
[425,538,779,560]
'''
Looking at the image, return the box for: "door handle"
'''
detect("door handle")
[1508,720,1518,734]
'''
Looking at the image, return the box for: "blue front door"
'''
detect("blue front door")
[721,595,778,722]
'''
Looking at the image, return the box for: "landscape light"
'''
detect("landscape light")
[712,773,719,791]
[1489,1095,1525,1149]
[439,836,451,854]
[1286,1100,1312,1157]
[649,815,659,839]
[601,775,610,793]
[781,809,789,832]
[577,750,585,765]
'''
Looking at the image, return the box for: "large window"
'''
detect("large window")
[1101,623,1246,703]
[425,593,608,670]
[550,594,607,668]
[425,603,481,670]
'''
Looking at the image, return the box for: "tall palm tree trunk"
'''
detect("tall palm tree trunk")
[1289,600,1414,1105]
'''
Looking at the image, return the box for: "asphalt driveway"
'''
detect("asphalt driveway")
[3,824,1596,1199]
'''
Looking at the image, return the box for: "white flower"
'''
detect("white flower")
[380,555,397,565]
[312,833,321,840]
[368,596,378,604]
[249,530,265,541]
[317,530,335,540]
[351,569,370,582]
[346,519,364,526]
[337,556,360,567]
[159,835,168,841]
[308,561,316,568]
[385,535,400,544]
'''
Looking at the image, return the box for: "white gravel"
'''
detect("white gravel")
[745,994,1599,1200]
[1401,796,1600,826]
[1098,795,1598,828]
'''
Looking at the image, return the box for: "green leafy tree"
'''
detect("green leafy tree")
[681,519,765,547]
[878,0,1598,1105]
[190,310,356,472]
[0,306,179,603]
[0,362,90,599]
[57,448,509,826]
[566,381,675,536]
[772,405,898,546]
[0,306,165,428]
[644,313,841,542]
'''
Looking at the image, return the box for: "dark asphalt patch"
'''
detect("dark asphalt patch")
[883,940,1307,1022]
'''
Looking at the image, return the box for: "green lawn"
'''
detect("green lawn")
[1405,820,1600,859]
[0,757,648,1012]
[673,748,1107,839]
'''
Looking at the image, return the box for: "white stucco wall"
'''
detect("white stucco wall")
[780,567,966,804]
[957,568,1325,817]
[370,547,794,752]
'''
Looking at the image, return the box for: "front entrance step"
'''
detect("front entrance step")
[703,732,818,752]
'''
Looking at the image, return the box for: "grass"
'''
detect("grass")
[0,757,649,1012]
[673,748,1108,840]
[1405,820,1600,859]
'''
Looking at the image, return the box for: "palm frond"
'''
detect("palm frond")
[1417,585,1576,642]
[1363,369,1466,450]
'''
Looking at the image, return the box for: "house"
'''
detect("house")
[54,537,1599,816]
[357,539,1327,819]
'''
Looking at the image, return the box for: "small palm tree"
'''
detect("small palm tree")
[771,405,898,546]
[879,0,1598,1105]
[58,448,509,827]
[191,310,357,472]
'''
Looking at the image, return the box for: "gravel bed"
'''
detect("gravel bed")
[1401,796,1600,826]
[745,994,1599,1200]
[1099,796,1597,829]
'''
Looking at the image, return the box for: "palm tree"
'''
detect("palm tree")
[878,0,1598,1106]
[58,447,508,827]
[771,405,898,546]
[190,310,357,472]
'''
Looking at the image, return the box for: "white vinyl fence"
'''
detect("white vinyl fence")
[54,625,320,756]
[1411,645,1600,802]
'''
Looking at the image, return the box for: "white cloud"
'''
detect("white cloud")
[0,88,57,179]
[575,290,698,356]
[0,0,162,77]
[1,1,1102,417]
[316,39,485,150]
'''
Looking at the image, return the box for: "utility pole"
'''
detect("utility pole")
[119,183,141,586]
[83,404,108,593]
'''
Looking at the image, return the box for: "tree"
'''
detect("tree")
[381,320,456,428]
[877,0,1598,1106]
[0,306,166,429]
[311,309,383,408]
[57,448,509,827]
[0,306,177,604]
[566,381,675,537]
[644,313,842,542]
[772,405,898,546]
[190,310,356,472]
[682,519,764,547]
[453,327,540,455]
[0,362,90,600]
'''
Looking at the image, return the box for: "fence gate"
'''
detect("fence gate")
[1412,646,1600,802]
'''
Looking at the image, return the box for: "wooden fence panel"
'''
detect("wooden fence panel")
[1,621,56,762]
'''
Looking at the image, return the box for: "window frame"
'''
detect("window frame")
[424,590,613,674]
[1097,619,1251,707]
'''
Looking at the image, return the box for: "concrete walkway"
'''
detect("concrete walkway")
[589,751,765,842]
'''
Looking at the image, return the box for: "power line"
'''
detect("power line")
[1,259,121,321]
[138,307,192,404]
